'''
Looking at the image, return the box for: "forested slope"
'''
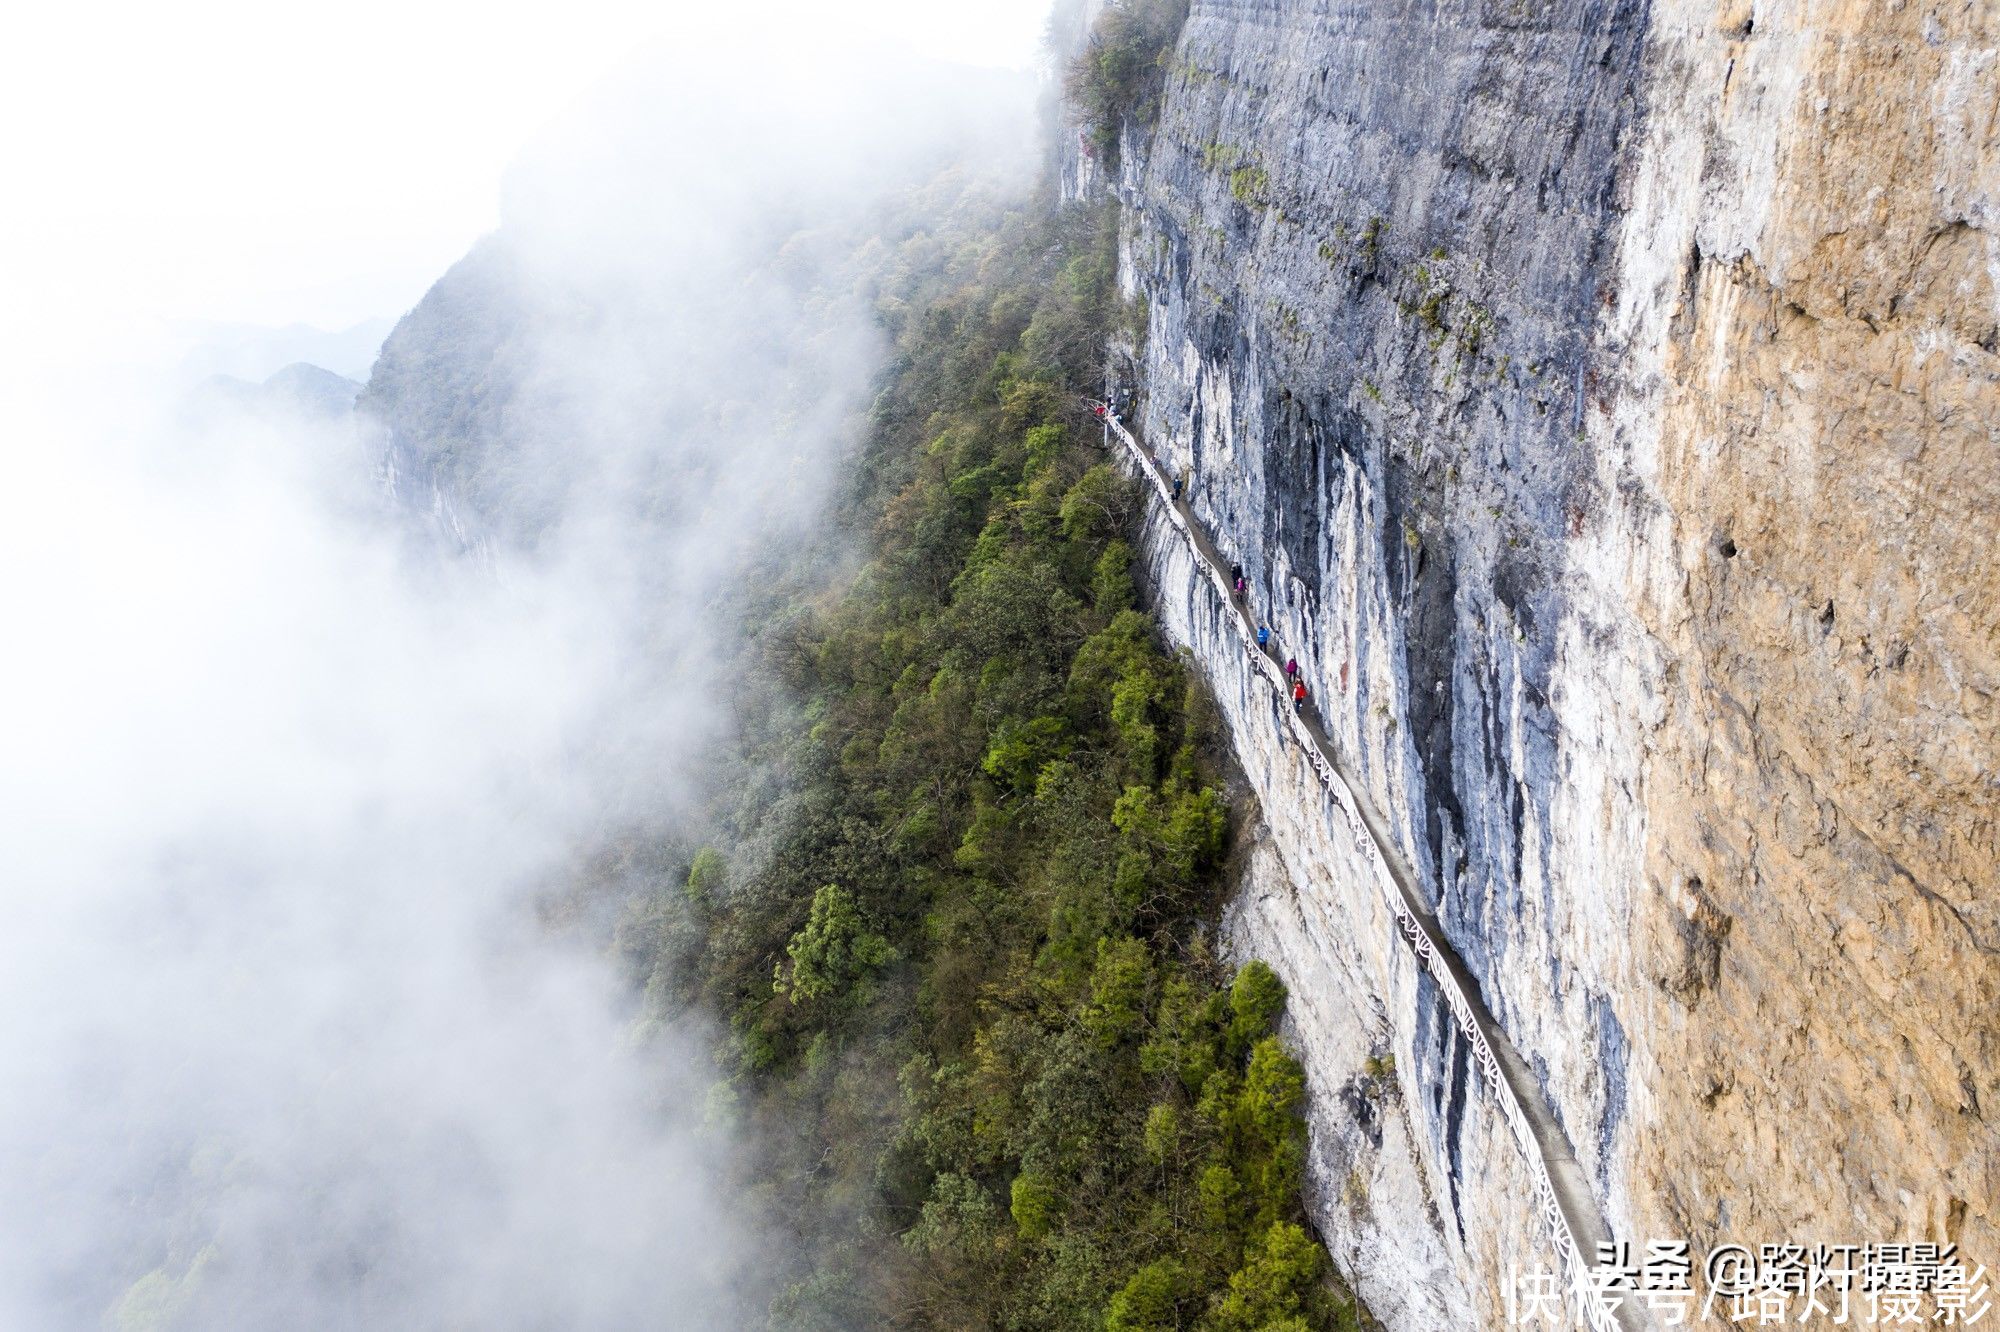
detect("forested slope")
[622,194,1363,1330]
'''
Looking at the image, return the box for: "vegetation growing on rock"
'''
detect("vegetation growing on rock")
[624,192,1360,1328]
[1067,0,1193,163]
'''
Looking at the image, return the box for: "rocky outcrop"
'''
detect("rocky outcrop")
[1078,0,1998,1323]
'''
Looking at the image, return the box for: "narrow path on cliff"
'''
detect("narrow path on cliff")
[1102,408,1643,1332]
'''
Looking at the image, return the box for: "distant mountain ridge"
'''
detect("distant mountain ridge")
[190,361,363,421]
[175,317,393,385]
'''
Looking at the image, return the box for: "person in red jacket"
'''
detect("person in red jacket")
[1293,679,1307,713]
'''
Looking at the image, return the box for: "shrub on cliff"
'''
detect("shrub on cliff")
[1067,0,1193,162]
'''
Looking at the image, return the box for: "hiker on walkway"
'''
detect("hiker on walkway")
[1171,472,1184,500]
[1233,575,1245,598]
[1256,624,1270,648]
[1285,656,1298,680]
[1293,679,1307,713]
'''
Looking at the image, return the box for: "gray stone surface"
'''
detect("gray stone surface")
[1069,0,1665,1321]
[1074,0,2000,1321]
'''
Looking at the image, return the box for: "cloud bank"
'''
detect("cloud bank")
[0,18,1034,1330]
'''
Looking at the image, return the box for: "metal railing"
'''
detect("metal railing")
[1106,411,1630,1332]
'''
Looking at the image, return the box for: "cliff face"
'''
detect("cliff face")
[1084,0,1998,1323]
[1614,0,1996,1277]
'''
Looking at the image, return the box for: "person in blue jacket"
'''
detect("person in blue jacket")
[1257,625,1271,648]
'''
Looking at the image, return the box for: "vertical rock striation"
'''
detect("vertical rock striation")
[1076,0,1997,1323]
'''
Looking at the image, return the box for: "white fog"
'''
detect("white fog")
[0,5,1040,1326]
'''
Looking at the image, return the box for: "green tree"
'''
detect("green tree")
[1025,423,1069,477]
[775,884,897,1005]
[1226,960,1287,1055]
[1105,1258,1188,1332]
[983,715,1073,794]
[1230,1039,1308,1229]
[1210,1222,1324,1331]
[1083,936,1154,1048]
[1062,464,1133,546]
[685,846,727,904]
[1093,540,1137,614]
[1011,1170,1060,1241]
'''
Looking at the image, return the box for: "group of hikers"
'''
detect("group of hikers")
[1091,386,1136,425]
[1093,389,1325,721]
[1234,564,1310,714]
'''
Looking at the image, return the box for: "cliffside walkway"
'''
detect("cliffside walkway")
[1105,410,1640,1332]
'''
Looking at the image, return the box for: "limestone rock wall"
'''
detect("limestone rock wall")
[1138,490,1555,1327]
[1085,0,1998,1322]
[1608,0,1998,1274]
